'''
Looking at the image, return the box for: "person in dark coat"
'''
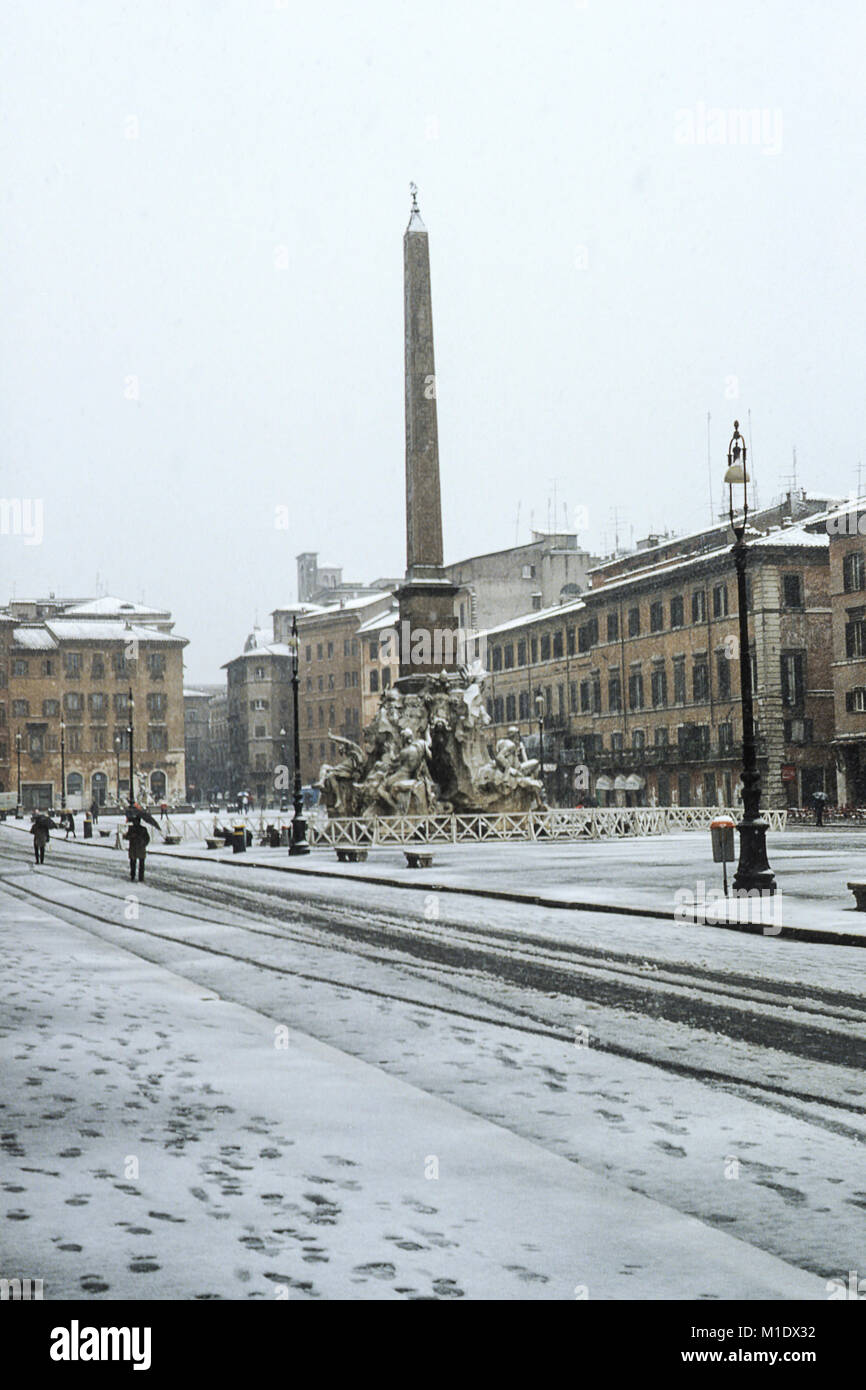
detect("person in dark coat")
[90,798,100,824]
[126,815,150,881]
[30,812,52,864]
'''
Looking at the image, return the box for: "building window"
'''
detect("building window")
[846,617,866,659]
[651,666,667,707]
[64,692,83,713]
[65,653,82,677]
[782,574,803,609]
[627,607,640,637]
[692,590,706,624]
[649,602,664,633]
[607,611,619,643]
[492,646,503,672]
[147,692,167,716]
[632,729,645,752]
[692,660,709,702]
[505,693,517,721]
[718,721,733,752]
[382,668,391,689]
[670,595,684,629]
[519,691,530,719]
[569,682,578,712]
[580,679,591,713]
[317,644,323,660]
[540,634,551,661]
[843,552,865,593]
[517,640,527,666]
[716,651,731,700]
[254,666,265,680]
[112,653,127,678]
[654,726,669,748]
[712,583,729,618]
[89,692,107,715]
[608,672,622,712]
[628,671,644,710]
[42,699,60,717]
[493,696,504,723]
[13,659,28,677]
[566,628,575,656]
[611,732,624,753]
[305,645,312,662]
[780,651,806,708]
[845,687,866,713]
[92,655,105,678]
[370,670,379,692]
[531,638,538,663]
[552,631,563,659]
[12,699,29,717]
[147,729,168,751]
[673,656,686,704]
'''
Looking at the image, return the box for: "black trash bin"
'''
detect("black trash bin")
[232,822,246,854]
[83,814,93,840]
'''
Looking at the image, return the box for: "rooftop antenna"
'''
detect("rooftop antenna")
[611,506,621,552]
[514,500,521,544]
[856,460,864,499]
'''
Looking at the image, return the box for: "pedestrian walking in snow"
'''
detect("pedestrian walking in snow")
[30,812,54,864]
[125,815,150,882]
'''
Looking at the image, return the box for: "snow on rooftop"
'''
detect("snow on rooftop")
[46,619,186,643]
[62,595,169,617]
[12,627,59,650]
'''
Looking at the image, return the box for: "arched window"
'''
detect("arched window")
[150,770,167,800]
[67,772,83,797]
[91,772,108,806]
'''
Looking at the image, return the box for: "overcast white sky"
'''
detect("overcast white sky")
[2,1,864,681]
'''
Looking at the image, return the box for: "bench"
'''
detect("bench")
[404,850,434,869]
[206,837,226,850]
[163,834,181,845]
[848,882,866,910]
[335,848,368,863]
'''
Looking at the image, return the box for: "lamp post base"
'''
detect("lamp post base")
[733,816,777,895]
[289,815,310,856]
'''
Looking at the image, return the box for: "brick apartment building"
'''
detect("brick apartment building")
[826,501,866,804]
[223,629,294,804]
[472,523,835,810]
[2,595,187,809]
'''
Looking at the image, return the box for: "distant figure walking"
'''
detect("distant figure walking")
[30,812,53,864]
[126,816,150,882]
[90,798,100,824]
[64,810,76,838]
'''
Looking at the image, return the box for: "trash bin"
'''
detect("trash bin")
[710,816,735,864]
[710,815,735,894]
[83,813,93,840]
[232,822,246,854]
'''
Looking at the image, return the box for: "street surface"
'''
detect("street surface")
[2,824,864,1299]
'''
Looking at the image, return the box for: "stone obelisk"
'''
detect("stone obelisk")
[396,186,459,688]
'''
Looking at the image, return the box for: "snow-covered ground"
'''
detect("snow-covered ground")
[1,825,864,1299]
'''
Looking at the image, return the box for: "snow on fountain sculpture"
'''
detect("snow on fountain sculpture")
[316,663,545,819]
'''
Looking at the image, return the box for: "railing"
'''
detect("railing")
[307,805,787,846]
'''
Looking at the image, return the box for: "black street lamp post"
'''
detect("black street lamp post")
[725,420,776,895]
[535,693,546,803]
[114,735,122,804]
[60,719,66,810]
[288,616,309,855]
[127,689,135,806]
[16,729,22,814]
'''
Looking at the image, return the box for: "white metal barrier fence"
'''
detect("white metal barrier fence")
[307,806,787,847]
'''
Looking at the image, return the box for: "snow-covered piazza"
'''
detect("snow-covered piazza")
[1,815,864,1310]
